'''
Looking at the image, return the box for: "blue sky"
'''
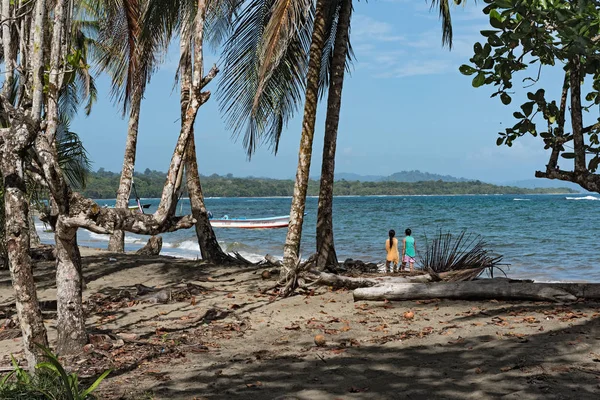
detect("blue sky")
[72,0,562,183]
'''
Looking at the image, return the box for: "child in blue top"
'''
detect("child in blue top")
[401,228,416,272]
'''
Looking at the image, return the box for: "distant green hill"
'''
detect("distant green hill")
[334,170,470,182]
[82,169,579,199]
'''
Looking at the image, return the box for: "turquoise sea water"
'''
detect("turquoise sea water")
[36,194,600,282]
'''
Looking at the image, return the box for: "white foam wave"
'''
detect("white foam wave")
[178,240,200,252]
[513,198,531,201]
[565,195,600,201]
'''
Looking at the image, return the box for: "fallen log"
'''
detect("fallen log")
[353,280,579,302]
[310,272,433,289]
[313,272,396,289]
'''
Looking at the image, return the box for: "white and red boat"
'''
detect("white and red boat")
[209,215,290,229]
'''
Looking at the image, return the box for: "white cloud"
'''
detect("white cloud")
[350,5,490,79]
[352,14,404,43]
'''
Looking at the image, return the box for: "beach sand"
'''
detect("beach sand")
[1,248,599,399]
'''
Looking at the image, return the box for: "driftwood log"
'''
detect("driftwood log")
[353,280,581,302]
[310,270,477,290]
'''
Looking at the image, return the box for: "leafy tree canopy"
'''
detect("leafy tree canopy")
[460,0,600,192]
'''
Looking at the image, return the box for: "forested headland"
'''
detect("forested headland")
[83,169,579,198]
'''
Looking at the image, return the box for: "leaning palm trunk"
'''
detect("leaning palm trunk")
[179,13,234,265]
[315,0,352,271]
[108,87,143,252]
[185,131,236,263]
[281,0,329,291]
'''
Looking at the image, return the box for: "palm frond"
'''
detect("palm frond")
[428,0,453,48]
[318,0,354,99]
[92,0,161,113]
[205,0,244,51]
[217,0,314,157]
[253,0,312,111]
[55,114,92,189]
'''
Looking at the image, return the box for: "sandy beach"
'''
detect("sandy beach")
[1,248,599,399]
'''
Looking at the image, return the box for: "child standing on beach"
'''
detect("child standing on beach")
[385,229,399,273]
[402,228,416,272]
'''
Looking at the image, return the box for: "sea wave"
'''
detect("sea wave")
[565,195,600,201]
[513,198,531,201]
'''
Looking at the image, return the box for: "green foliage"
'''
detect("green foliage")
[460,0,600,171]
[0,348,110,400]
[81,170,578,199]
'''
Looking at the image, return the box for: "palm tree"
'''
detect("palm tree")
[142,0,244,264]
[87,0,160,253]
[315,0,352,271]
[315,0,454,271]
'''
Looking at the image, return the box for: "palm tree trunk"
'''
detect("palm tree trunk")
[178,7,232,264]
[108,87,143,252]
[315,0,352,271]
[185,131,233,263]
[281,0,328,282]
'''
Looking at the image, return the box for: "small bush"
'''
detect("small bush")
[0,347,110,400]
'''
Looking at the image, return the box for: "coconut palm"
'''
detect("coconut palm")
[315,0,352,271]
[141,0,246,264]
[219,0,456,291]
[83,0,161,252]
[315,0,454,271]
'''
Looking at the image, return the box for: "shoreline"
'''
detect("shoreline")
[94,192,582,201]
[1,248,599,399]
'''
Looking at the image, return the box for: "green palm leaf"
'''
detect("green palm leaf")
[217,0,314,157]
[318,0,354,99]
[428,0,454,48]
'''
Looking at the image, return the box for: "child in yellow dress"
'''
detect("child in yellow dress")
[385,229,399,273]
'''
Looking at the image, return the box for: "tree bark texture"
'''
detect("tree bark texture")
[178,6,231,264]
[45,0,68,143]
[185,132,234,263]
[136,235,162,256]
[54,218,86,354]
[108,87,143,252]
[1,0,15,95]
[570,57,585,172]
[28,211,41,247]
[1,121,49,370]
[30,0,47,120]
[353,280,578,302]
[316,0,352,271]
[282,0,329,275]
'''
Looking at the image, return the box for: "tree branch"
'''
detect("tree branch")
[535,169,600,192]
[199,64,219,89]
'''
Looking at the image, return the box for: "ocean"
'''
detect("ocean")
[35,194,600,282]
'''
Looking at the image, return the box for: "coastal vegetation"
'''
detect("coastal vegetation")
[82,169,578,198]
[462,0,600,193]
[2,0,599,397]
